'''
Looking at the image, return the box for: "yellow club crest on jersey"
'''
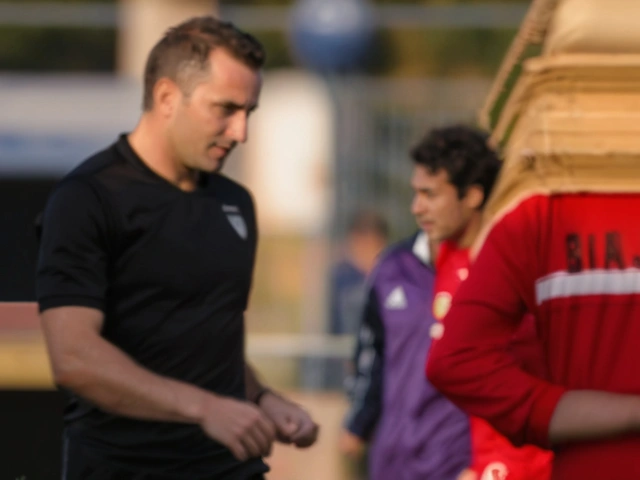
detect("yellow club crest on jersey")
[432,292,452,320]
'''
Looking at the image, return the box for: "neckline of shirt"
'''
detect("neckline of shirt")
[115,133,211,195]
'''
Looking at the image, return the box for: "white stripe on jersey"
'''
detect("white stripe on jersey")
[536,268,640,305]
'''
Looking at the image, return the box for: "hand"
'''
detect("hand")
[258,391,319,448]
[199,395,276,462]
[338,429,365,460]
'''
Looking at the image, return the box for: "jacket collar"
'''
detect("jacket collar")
[412,231,431,265]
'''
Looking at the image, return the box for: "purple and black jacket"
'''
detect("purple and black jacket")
[344,232,471,480]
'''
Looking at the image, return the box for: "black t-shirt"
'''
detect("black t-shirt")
[36,135,267,479]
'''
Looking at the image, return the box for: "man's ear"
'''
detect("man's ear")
[464,185,485,210]
[153,78,180,118]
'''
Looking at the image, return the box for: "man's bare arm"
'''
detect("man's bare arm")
[42,306,213,423]
[548,390,640,445]
[41,306,276,460]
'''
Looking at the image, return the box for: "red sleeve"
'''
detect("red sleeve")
[426,200,567,448]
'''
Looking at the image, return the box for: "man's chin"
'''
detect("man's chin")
[212,158,225,173]
[200,155,225,173]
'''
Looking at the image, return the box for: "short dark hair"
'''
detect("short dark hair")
[142,16,266,110]
[410,125,501,207]
[347,210,390,240]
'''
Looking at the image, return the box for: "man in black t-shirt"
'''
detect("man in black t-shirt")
[36,17,318,480]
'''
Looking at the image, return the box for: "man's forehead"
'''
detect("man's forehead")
[198,69,261,106]
[207,48,261,78]
[413,166,448,184]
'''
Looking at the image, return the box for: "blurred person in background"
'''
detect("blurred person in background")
[302,211,388,396]
[323,210,389,392]
[416,125,552,480]
[326,211,389,479]
[35,16,317,480]
[329,210,390,337]
[338,142,472,480]
[427,147,640,478]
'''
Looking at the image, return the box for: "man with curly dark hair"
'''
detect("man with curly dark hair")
[412,125,553,480]
[408,125,500,248]
[339,128,474,480]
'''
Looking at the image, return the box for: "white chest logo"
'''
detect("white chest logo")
[385,286,407,310]
[481,462,509,480]
[429,323,444,340]
[222,205,247,240]
[457,268,469,281]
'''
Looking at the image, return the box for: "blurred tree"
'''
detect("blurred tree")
[251,27,516,77]
[0,27,115,71]
[0,0,116,71]
[233,0,519,76]
[0,0,521,75]
[371,28,516,76]
[226,0,530,4]
[0,0,115,3]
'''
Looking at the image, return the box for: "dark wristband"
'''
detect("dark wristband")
[253,387,272,405]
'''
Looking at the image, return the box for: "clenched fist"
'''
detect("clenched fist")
[199,395,276,461]
[258,391,319,448]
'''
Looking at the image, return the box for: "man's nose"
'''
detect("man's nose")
[411,195,428,216]
[226,111,248,144]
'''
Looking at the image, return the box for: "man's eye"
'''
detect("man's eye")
[222,105,238,115]
[212,104,236,115]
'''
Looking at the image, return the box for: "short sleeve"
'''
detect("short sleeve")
[36,178,113,312]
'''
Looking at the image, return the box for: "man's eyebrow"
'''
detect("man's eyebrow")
[212,101,258,112]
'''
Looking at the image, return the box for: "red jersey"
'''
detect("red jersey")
[427,193,640,480]
[433,240,552,480]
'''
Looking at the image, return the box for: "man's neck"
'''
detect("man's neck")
[128,117,199,192]
[453,211,483,250]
